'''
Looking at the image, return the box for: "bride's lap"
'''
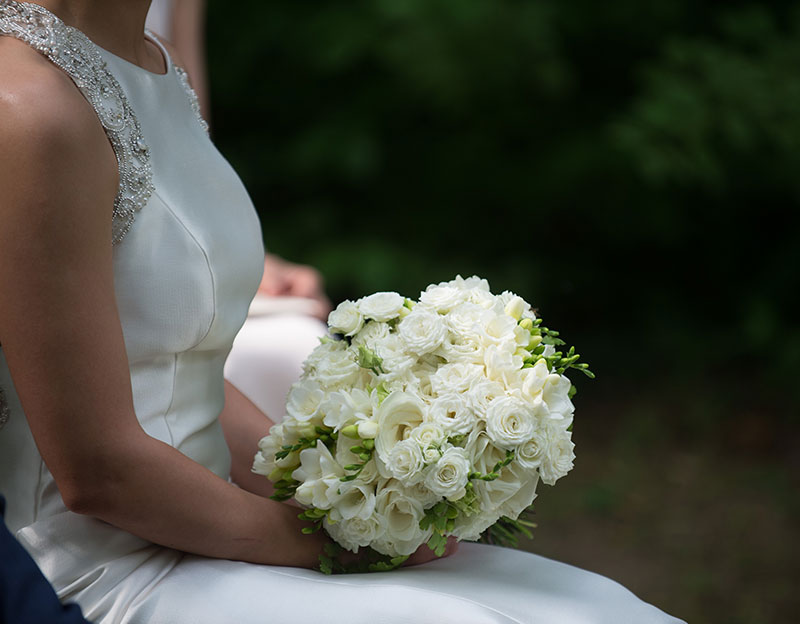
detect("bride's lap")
[122,543,683,624]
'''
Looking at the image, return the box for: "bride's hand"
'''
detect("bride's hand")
[403,537,459,567]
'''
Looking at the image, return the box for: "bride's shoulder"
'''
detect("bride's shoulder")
[0,37,112,151]
[0,36,117,245]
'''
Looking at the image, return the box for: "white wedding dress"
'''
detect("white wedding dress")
[0,3,685,623]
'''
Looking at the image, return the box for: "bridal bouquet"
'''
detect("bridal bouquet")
[253,276,592,571]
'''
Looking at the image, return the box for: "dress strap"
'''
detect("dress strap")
[0,0,154,245]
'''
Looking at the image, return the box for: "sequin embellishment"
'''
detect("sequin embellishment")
[0,0,154,245]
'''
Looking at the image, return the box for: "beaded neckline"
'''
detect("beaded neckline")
[0,0,154,245]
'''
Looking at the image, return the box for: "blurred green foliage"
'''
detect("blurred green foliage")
[207,0,800,416]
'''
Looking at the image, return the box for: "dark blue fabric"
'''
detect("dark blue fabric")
[0,496,90,624]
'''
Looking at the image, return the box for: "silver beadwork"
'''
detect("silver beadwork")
[174,65,210,134]
[0,0,154,245]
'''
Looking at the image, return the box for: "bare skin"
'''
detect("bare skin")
[0,0,452,571]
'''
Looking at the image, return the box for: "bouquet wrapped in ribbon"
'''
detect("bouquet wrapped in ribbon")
[252,276,592,571]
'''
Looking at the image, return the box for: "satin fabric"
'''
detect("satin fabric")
[0,19,685,624]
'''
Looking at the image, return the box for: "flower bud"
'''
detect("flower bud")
[358,420,378,439]
[341,424,360,438]
[519,318,533,330]
[504,296,526,320]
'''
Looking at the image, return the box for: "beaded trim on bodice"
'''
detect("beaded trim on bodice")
[0,0,154,245]
[175,66,210,134]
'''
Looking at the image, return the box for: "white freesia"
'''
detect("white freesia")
[357,419,378,439]
[285,380,325,423]
[357,292,405,322]
[398,309,448,355]
[519,359,550,401]
[292,440,345,509]
[251,432,281,477]
[485,395,536,449]
[542,373,575,420]
[327,481,376,522]
[327,300,364,336]
[321,388,373,430]
[425,446,470,501]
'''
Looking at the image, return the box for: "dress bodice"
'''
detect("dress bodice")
[0,0,263,550]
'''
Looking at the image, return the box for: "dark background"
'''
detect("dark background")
[206,2,800,622]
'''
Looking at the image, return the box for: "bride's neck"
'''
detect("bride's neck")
[31,0,158,70]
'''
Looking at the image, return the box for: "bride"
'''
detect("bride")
[0,1,685,622]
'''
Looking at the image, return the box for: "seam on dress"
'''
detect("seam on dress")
[160,353,178,447]
[151,188,217,351]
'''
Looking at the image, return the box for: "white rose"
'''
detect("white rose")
[515,429,548,469]
[305,341,361,388]
[327,300,364,336]
[485,396,536,449]
[398,309,448,355]
[385,438,426,485]
[449,275,491,293]
[445,302,492,337]
[373,334,416,380]
[373,479,430,556]
[374,391,427,464]
[321,388,374,430]
[405,481,443,509]
[430,362,484,395]
[351,319,391,346]
[324,514,381,553]
[539,429,575,485]
[409,421,446,452]
[291,440,345,509]
[438,332,485,364]
[285,380,325,423]
[357,292,405,322]
[429,394,477,436]
[424,446,470,501]
[418,284,466,313]
[466,380,506,418]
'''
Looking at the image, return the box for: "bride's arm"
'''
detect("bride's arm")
[0,51,325,568]
[219,381,277,499]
